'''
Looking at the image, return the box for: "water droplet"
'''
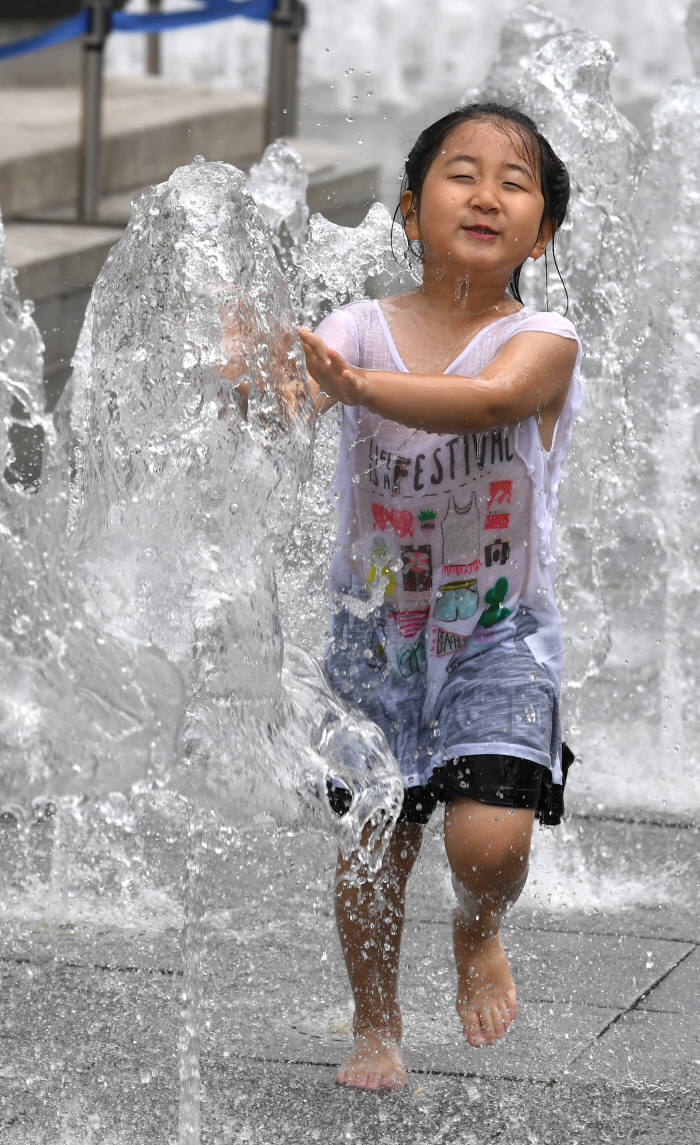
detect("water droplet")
[345,115,354,123]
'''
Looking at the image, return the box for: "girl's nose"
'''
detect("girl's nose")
[468,181,498,211]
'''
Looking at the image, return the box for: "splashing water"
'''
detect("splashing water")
[0,159,404,856]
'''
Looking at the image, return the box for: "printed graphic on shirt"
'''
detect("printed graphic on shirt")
[401,544,432,593]
[434,579,479,623]
[372,503,414,538]
[397,638,427,679]
[431,627,471,658]
[439,492,480,566]
[485,480,512,530]
[484,537,510,567]
[391,607,430,639]
[366,428,515,496]
[418,509,437,532]
[442,559,482,577]
[365,618,388,668]
[367,441,411,494]
[367,539,395,595]
[477,576,512,628]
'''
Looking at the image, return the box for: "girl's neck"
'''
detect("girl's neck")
[418,263,516,319]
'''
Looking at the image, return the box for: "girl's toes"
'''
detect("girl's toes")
[500,1001,514,1030]
[479,1006,499,1045]
[462,1009,485,1046]
[384,1065,407,1090]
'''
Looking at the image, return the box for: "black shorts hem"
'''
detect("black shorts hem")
[327,744,575,829]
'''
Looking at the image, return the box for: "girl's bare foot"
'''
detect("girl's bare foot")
[453,916,517,1047]
[336,1029,406,1090]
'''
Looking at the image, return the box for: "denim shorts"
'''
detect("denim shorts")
[325,604,572,825]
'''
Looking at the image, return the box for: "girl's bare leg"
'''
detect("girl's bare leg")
[334,819,423,1089]
[444,798,534,1047]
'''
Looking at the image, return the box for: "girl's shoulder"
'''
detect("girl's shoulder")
[314,300,381,364]
[315,298,377,332]
[505,306,580,348]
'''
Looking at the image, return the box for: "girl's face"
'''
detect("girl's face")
[402,118,553,281]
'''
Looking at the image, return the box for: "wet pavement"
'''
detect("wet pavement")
[0,808,698,1143]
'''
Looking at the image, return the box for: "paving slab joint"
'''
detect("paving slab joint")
[630,942,698,1012]
[564,941,699,1070]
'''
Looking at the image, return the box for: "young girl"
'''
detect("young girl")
[299,103,582,1091]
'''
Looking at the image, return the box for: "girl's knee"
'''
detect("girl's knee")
[449,840,530,898]
[336,820,423,892]
[445,802,533,908]
[451,859,529,922]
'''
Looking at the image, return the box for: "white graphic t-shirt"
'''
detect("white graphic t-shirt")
[317,300,583,723]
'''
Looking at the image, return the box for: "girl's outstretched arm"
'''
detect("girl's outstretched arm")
[298,326,578,435]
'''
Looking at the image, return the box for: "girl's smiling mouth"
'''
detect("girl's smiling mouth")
[463,224,499,240]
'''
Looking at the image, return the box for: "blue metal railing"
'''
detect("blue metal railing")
[0,1,304,219]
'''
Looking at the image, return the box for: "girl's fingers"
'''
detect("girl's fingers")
[298,327,323,351]
[298,328,334,363]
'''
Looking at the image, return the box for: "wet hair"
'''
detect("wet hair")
[394,102,570,308]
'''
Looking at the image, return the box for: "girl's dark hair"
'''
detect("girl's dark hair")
[395,102,570,307]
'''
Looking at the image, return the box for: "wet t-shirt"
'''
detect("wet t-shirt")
[316,300,583,776]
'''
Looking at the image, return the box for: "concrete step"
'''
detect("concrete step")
[0,76,264,216]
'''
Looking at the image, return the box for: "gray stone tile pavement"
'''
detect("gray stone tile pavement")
[0,811,698,1142]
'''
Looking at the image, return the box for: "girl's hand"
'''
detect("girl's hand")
[298,327,369,407]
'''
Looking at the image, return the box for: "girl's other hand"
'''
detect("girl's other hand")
[298,328,368,407]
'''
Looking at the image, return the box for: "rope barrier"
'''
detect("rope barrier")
[0,2,275,61]
[0,13,88,60]
[113,1,275,34]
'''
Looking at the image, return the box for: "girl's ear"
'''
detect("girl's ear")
[401,190,420,240]
[530,216,555,261]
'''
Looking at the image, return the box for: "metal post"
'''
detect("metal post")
[147,0,161,76]
[264,0,306,146]
[79,0,112,222]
